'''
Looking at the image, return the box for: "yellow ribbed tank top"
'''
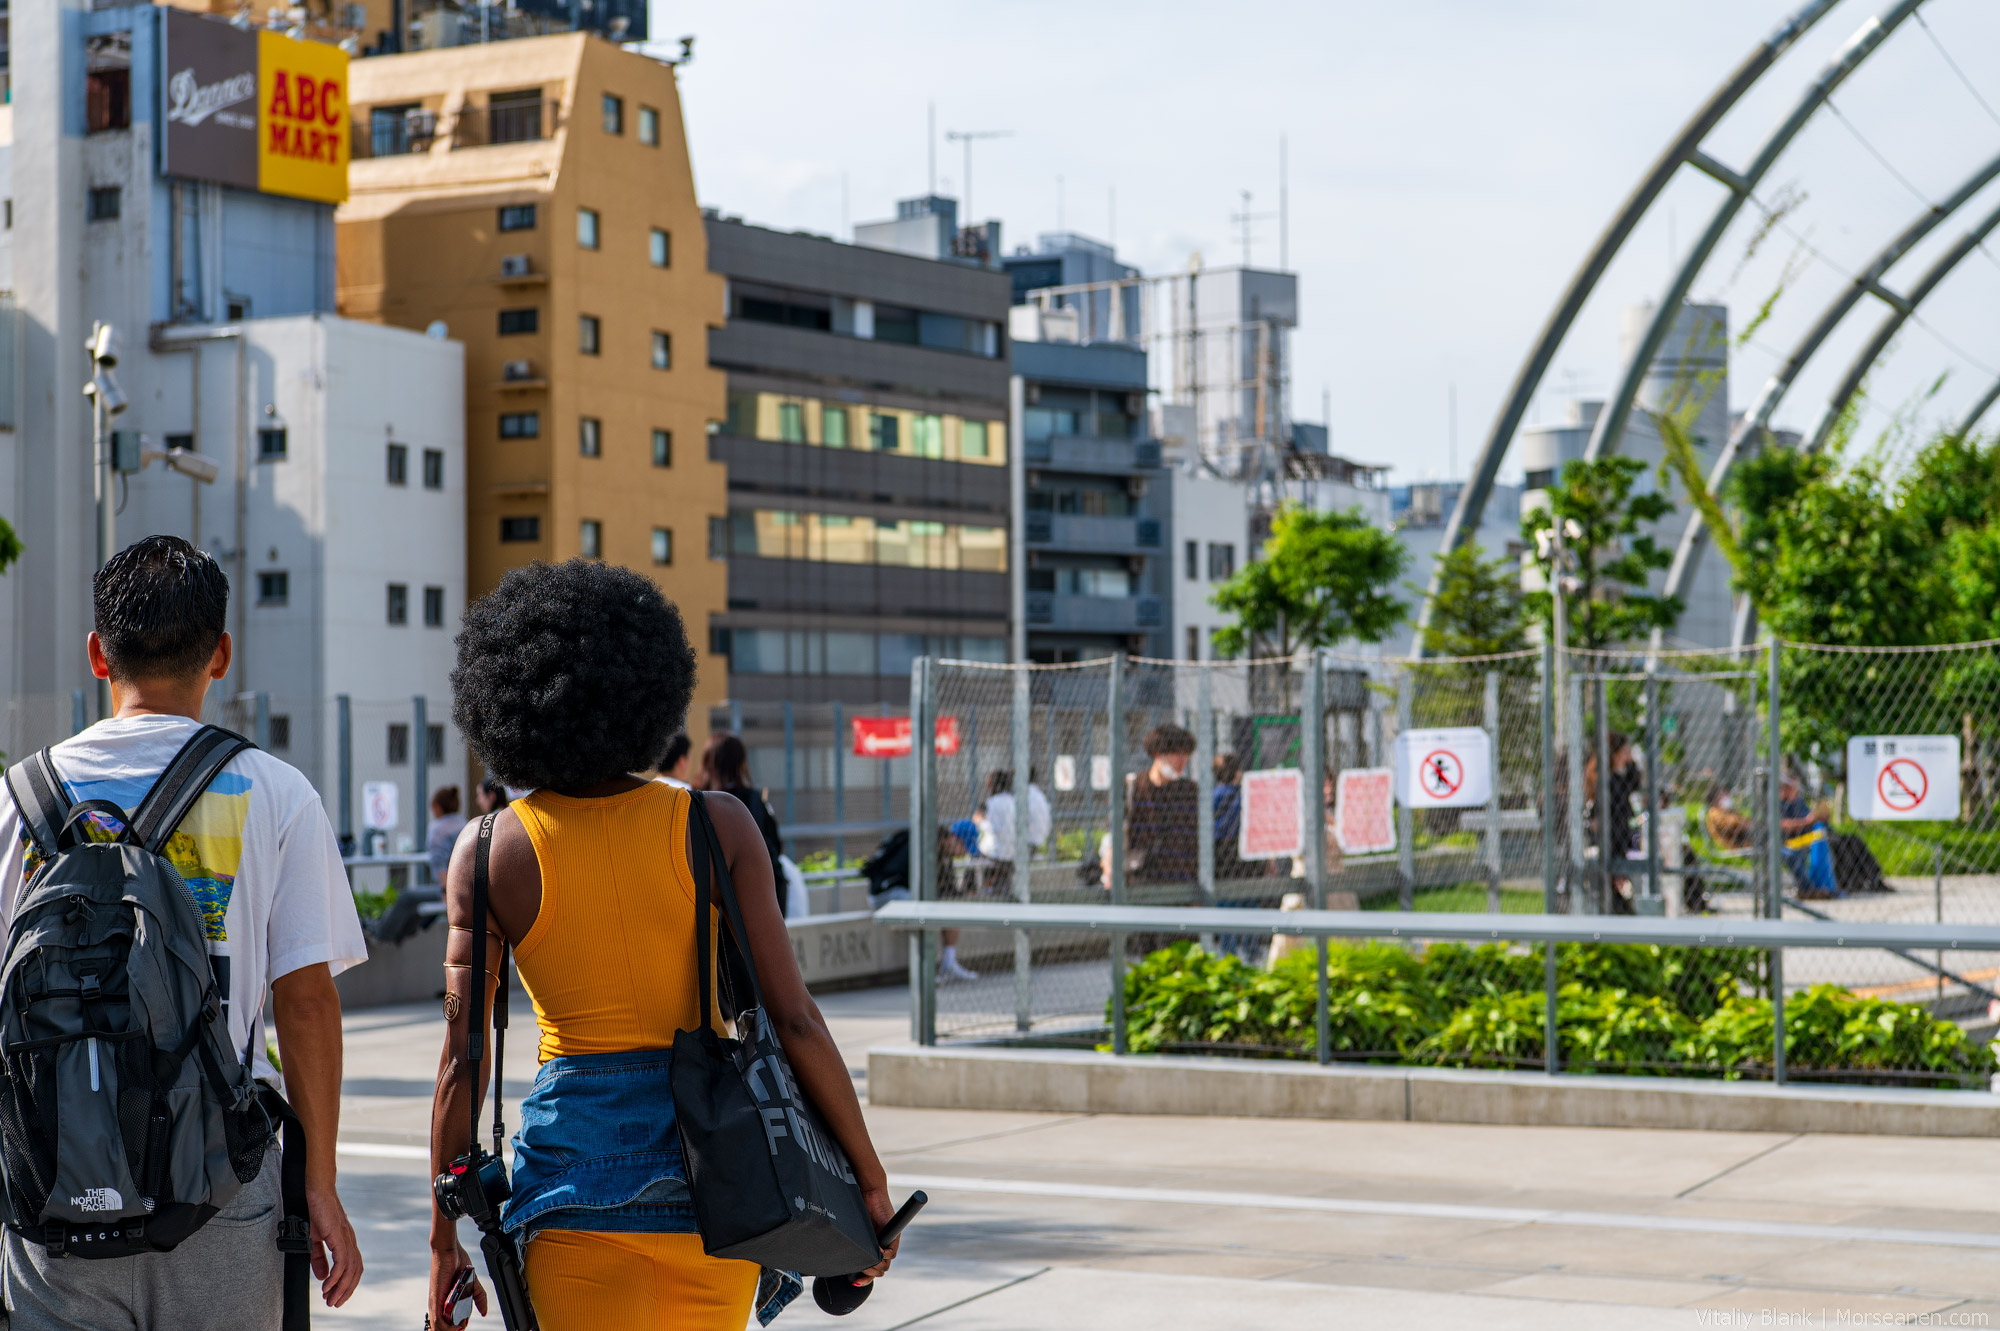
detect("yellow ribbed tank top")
[511,782,722,1062]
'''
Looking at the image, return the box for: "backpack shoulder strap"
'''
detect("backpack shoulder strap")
[5,750,70,862]
[129,725,256,854]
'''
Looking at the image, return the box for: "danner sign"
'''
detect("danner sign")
[162,8,349,204]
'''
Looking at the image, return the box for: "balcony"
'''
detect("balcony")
[1025,512,1161,553]
[1023,433,1160,474]
[1026,593,1163,632]
[453,99,561,150]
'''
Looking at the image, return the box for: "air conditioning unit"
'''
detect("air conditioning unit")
[502,359,533,381]
[500,254,531,278]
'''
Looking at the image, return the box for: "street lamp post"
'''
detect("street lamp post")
[84,323,127,720]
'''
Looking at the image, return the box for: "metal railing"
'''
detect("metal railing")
[881,901,2000,1089]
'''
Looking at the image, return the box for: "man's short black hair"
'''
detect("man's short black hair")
[660,732,691,772]
[452,560,696,792]
[93,535,229,680]
[1143,723,1196,757]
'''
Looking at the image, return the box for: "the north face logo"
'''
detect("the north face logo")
[70,1188,122,1213]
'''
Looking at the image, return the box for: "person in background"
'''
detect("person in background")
[426,786,466,882]
[1212,754,1246,882]
[1779,771,1841,899]
[476,776,511,816]
[696,734,787,914]
[935,824,978,983]
[1126,724,1199,884]
[1704,782,1753,850]
[975,769,1051,885]
[655,732,692,789]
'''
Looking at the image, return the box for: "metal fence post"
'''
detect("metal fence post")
[409,695,425,877]
[1545,938,1560,1076]
[1642,668,1662,913]
[1540,643,1556,913]
[1108,651,1127,1055]
[336,694,353,856]
[70,689,86,736]
[1303,651,1331,1065]
[1396,668,1414,910]
[1483,670,1502,913]
[1766,640,1784,1084]
[1012,665,1033,1034]
[909,658,937,1046]
[832,700,846,885]
[880,703,893,822]
[1196,664,1216,908]
[1566,672,1587,914]
[1596,677,1611,915]
[782,700,795,829]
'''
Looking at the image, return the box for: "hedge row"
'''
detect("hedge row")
[1116,941,1996,1088]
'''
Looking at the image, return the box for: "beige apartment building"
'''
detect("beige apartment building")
[337,33,729,731]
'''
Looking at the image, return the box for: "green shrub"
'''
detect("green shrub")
[1120,943,1317,1056]
[1420,983,1694,1074]
[1676,985,1998,1088]
[1420,990,1546,1069]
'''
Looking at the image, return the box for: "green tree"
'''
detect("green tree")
[1210,503,1408,658]
[1520,456,1682,650]
[0,516,18,577]
[1418,543,1529,658]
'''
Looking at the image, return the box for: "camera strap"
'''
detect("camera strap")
[466,812,509,1156]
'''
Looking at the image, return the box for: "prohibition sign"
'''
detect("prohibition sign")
[1877,758,1927,813]
[1419,749,1465,800]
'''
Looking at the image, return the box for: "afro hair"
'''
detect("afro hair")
[451,560,697,792]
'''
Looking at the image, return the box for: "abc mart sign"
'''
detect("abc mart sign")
[161,8,348,205]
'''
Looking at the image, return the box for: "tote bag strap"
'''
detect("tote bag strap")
[688,791,767,1035]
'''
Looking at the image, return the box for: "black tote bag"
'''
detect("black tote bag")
[671,792,881,1275]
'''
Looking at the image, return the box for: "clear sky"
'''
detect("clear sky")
[653,1,2000,485]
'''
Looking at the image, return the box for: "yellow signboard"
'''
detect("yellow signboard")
[256,31,348,204]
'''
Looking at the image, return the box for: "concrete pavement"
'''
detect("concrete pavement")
[320,984,2000,1328]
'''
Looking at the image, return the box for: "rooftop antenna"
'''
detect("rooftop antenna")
[1230,190,1275,268]
[1279,133,1289,270]
[945,128,1011,228]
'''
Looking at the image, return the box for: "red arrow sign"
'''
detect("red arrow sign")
[851,715,959,758]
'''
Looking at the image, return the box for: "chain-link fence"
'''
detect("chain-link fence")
[704,701,911,873]
[904,641,2000,1088]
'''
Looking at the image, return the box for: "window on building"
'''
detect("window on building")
[822,407,848,449]
[387,723,409,766]
[368,103,424,157]
[578,313,600,355]
[651,429,671,467]
[708,517,728,561]
[486,89,545,144]
[601,93,623,134]
[1524,468,1554,491]
[500,515,541,542]
[912,414,943,459]
[961,420,989,458]
[870,413,899,452]
[427,724,446,766]
[1185,540,1199,582]
[423,448,444,489]
[579,519,602,559]
[638,105,659,146]
[257,428,288,460]
[778,402,805,444]
[651,528,672,565]
[579,416,601,457]
[226,298,250,322]
[498,203,537,232]
[257,571,289,605]
[424,585,445,628]
[498,308,538,336]
[164,433,195,452]
[87,187,122,221]
[386,583,409,626]
[499,412,540,439]
[86,68,131,134]
[269,715,291,750]
[577,207,600,250]
[732,281,832,331]
[872,304,919,345]
[386,442,408,485]
[1207,542,1236,582]
[651,331,671,370]
[649,228,670,267]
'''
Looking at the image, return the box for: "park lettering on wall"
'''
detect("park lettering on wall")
[162,8,349,205]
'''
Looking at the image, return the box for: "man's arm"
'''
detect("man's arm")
[272,963,363,1308]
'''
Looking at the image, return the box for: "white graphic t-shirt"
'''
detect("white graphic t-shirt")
[0,714,366,1078]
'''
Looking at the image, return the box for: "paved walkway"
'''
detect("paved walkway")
[322,984,2000,1329]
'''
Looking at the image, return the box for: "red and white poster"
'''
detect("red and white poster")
[1239,767,1304,861]
[1334,767,1396,855]
[850,715,960,758]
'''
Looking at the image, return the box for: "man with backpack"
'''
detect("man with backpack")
[0,536,365,1327]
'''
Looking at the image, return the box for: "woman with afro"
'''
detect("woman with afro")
[427,561,898,1328]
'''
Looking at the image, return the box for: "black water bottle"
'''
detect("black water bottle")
[812,1191,928,1316]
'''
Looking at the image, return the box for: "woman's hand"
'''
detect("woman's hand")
[851,1184,901,1285]
[428,1238,488,1327]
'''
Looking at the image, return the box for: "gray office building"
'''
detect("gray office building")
[704,213,1014,705]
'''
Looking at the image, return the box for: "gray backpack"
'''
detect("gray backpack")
[3,727,311,1325]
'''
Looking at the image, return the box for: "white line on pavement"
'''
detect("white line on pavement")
[887,1173,2000,1252]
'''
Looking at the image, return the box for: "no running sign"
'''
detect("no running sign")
[1392,727,1493,810]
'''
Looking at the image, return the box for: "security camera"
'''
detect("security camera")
[163,448,220,484]
[83,372,128,417]
[87,322,120,369]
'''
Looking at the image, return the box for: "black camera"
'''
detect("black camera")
[433,1147,511,1227]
